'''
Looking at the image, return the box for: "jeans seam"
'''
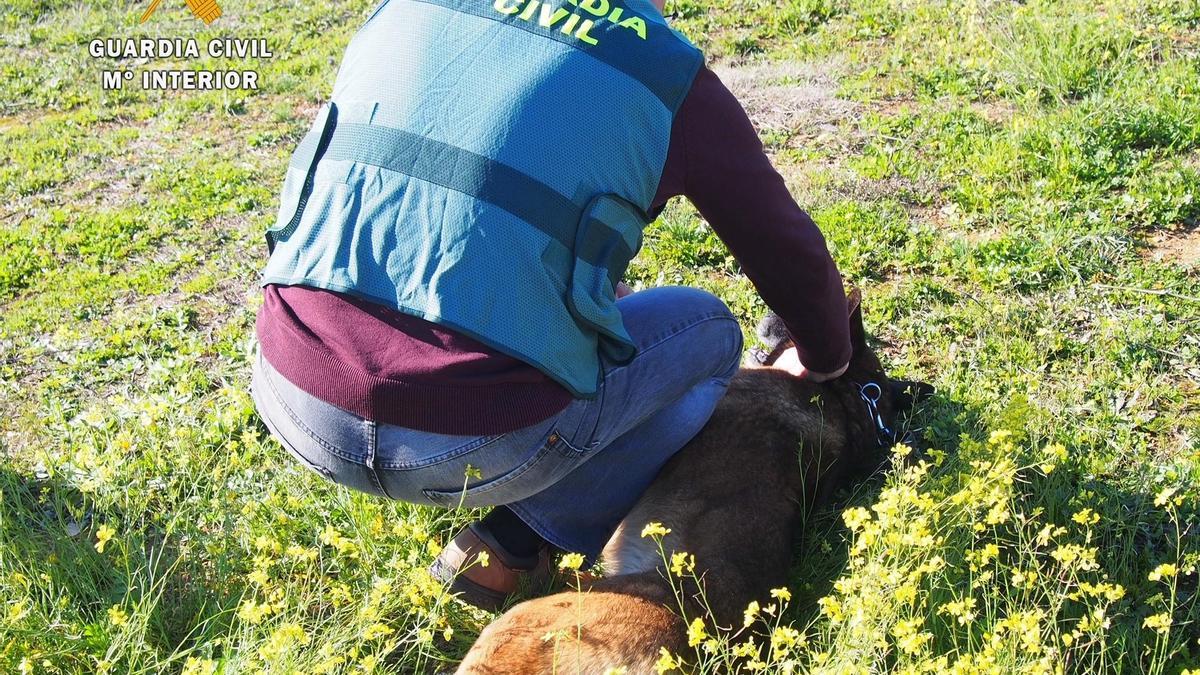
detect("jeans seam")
[609,313,739,375]
[365,420,389,497]
[262,362,366,463]
[254,378,335,480]
[568,379,605,453]
[582,313,737,451]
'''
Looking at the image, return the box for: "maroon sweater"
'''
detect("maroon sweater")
[257,67,851,435]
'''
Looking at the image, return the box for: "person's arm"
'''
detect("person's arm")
[676,67,852,378]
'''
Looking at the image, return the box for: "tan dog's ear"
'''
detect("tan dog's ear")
[845,285,862,316]
[846,285,866,350]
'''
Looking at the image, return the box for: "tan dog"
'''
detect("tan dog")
[457,292,930,674]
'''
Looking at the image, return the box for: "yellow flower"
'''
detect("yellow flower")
[1077,607,1110,634]
[476,551,490,568]
[1010,568,1038,589]
[770,626,804,657]
[817,596,843,622]
[327,583,352,607]
[1071,508,1100,527]
[6,599,29,624]
[285,544,317,561]
[259,622,311,662]
[1040,443,1067,472]
[641,522,671,538]
[181,657,217,675]
[891,619,932,655]
[743,600,760,628]
[653,647,683,673]
[363,622,394,640]
[893,584,918,604]
[253,534,281,553]
[842,507,872,532]
[1051,544,1100,572]
[113,432,134,452]
[107,605,129,627]
[236,598,276,624]
[559,552,585,571]
[937,597,977,625]
[1153,486,1178,508]
[1143,613,1172,634]
[1148,563,1177,582]
[669,552,695,576]
[319,524,358,557]
[732,639,758,659]
[686,617,708,647]
[94,524,116,553]
[770,587,792,602]
[984,542,1000,559]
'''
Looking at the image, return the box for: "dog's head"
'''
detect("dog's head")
[753,287,934,463]
[839,288,934,454]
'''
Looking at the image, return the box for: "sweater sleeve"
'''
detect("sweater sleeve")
[675,67,852,373]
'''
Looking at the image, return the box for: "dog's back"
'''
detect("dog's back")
[455,572,681,674]
[457,369,867,674]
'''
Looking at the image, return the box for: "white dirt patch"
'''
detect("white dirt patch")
[713,59,946,209]
[1147,229,1200,268]
[713,59,859,141]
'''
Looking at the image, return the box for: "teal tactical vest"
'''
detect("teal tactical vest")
[261,0,704,398]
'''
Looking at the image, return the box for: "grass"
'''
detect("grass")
[1,0,1198,672]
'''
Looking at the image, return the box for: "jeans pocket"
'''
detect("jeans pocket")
[420,429,579,508]
[374,431,507,471]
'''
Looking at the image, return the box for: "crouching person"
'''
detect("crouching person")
[250,0,850,611]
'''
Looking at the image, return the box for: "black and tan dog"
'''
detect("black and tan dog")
[457,290,932,673]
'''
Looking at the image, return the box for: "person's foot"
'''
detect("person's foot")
[430,523,553,611]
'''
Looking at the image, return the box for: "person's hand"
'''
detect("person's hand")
[615,282,634,299]
[772,347,848,382]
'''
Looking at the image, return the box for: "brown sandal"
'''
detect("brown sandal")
[429,524,553,612]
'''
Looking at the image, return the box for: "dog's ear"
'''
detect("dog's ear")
[889,379,936,414]
[846,286,866,350]
[846,285,863,314]
[751,311,792,366]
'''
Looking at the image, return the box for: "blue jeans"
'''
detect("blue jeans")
[251,286,743,559]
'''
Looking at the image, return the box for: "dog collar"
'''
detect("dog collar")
[857,381,895,448]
